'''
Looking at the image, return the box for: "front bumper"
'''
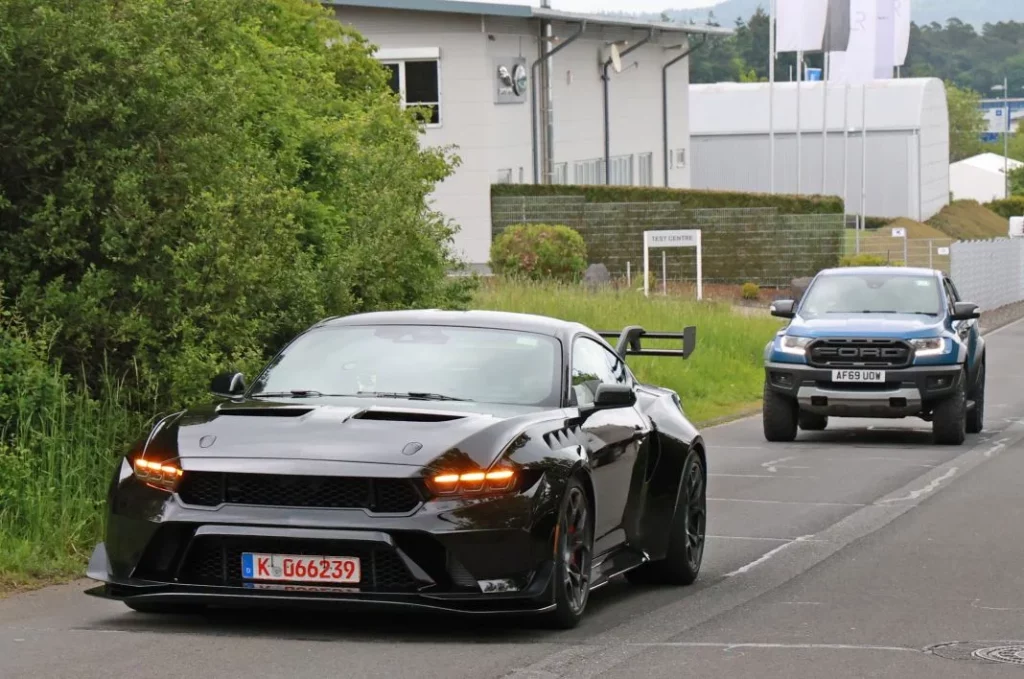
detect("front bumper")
[765,361,963,417]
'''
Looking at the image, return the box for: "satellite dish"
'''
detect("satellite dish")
[609,43,623,73]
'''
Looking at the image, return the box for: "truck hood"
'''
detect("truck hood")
[787,312,945,339]
[141,397,562,474]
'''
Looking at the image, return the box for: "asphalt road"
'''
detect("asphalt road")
[4,320,1024,679]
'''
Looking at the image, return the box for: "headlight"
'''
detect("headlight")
[909,337,946,358]
[778,335,812,356]
[425,466,517,497]
[133,457,184,492]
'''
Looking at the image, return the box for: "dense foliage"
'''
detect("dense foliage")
[489,224,588,283]
[0,0,473,406]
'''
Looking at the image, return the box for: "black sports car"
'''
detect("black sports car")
[85,310,708,628]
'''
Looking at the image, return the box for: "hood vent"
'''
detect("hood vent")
[353,409,465,423]
[217,407,314,418]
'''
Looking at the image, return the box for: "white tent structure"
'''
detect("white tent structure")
[689,77,950,221]
[950,153,1023,204]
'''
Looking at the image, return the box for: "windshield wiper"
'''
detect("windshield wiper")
[827,310,937,316]
[250,390,326,398]
[356,391,471,402]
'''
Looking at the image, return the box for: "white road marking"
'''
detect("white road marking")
[709,498,866,507]
[710,473,817,479]
[819,456,939,467]
[761,456,796,473]
[971,598,1024,612]
[708,535,827,543]
[984,437,1011,457]
[778,601,823,605]
[875,467,958,504]
[628,642,917,653]
[724,535,815,576]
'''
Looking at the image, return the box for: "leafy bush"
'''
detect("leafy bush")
[0,0,472,405]
[984,196,1024,220]
[741,282,760,300]
[489,224,588,282]
[840,253,891,267]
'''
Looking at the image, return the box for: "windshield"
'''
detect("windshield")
[798,272,942,317]
[248,325,562,407]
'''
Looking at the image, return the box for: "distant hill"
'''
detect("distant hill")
[624,0,1024,29]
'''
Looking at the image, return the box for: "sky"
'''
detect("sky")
[467,0,715,12]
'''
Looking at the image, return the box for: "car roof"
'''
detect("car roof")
[315,309,590,339]
[816,266,941,278]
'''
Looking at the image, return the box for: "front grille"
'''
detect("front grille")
[807,338,912,369]
[178,536,420,591]
[177,473,423,513]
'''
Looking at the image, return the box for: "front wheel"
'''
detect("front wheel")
[933,370,967,445]
[763,382,798,442]
[625,448,706,586]
[966,361,985,434]
[543,477,594,630]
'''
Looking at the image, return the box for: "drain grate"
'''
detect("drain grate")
[928,641,1024,665]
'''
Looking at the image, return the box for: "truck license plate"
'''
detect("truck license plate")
[832,369,886,383]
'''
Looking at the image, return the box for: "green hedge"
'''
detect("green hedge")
[490,185,846,286]
[491,184,845,215]
[984,197,1024,219]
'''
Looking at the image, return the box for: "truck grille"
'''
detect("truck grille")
[807,338,912,369]
[177,473,423,514]
[178,536,420,591]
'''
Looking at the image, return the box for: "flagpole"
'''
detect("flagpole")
[861,82,868,236]
[822,53,829,195]
[843,81,849,214]
[796,50,803,194]
[769,0,776,194]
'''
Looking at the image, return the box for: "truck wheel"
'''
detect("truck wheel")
[763,382,798,442]
[966,361,985,435]
[798,412,828,431]
[932,371,967,445]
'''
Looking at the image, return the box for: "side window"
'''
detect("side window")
[943,278,960,314]
[570,338,618,406]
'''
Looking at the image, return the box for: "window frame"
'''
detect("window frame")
[567,334,636,407]
[377,48,442,128]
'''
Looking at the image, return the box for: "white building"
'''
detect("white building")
[950,152,1023,204]
[327,0,729,265]
[689,78,951,222]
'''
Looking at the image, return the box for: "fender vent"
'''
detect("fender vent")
[353,410,465,423]
[544,426,584,451]
[217,407,314,418]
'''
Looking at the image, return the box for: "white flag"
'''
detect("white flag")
[893,0,911,66]
[874,0,896,78]
[776,0,830,53]
[829,0,878,84]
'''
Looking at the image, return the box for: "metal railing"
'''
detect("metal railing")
[950,238,1024,311]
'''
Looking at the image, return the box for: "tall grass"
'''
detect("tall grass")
[473,281,784,424]
[0,365,156,585]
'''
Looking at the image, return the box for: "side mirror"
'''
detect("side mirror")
[770,299,796,319]
[584,383,637,412]
[211,371,246,398]
[951,302,981,321]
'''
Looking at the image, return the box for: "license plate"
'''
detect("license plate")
[831,369,886,383]
[241,552,361,584]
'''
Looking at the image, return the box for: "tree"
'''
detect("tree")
[945,81,987,161]
[0,0,472,403]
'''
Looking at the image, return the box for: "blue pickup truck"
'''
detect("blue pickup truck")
[762,266,985,445]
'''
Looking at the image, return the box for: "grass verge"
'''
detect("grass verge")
[473,281,784,424]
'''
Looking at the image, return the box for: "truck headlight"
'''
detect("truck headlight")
[909,337,946,358]
[779,335,812,356]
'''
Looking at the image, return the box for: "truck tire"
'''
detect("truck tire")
[932,370,967,445]
[966,360,985,435]
[763,382,798,442]
[798,412,828,431]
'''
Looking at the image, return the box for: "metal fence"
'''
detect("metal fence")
[845,234,955,272]
[491,196,846,287]
[950,238,1024,311]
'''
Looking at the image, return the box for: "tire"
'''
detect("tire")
[798,412,828,431]
[933,369,967,445]
[966,361,985,435]
[125,601,205,615]
[625,448,706,586]
[763,382,798,442]
[542,476,594,630]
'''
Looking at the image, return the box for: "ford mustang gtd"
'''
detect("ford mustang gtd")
[86,310,708,628]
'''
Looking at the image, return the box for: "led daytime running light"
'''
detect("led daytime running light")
[428,468,516,495]
[133,457,184,491]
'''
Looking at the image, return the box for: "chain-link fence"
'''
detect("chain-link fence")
[844,233,955,272]
[491,196,846,287]
[950,238,1024,311]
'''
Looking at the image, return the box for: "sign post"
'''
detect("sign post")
[643,229,702,300]
[891,226,907,265]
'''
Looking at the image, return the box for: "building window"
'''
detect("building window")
[608,154,634,186]
[552,162,569,184]
[637,153,653,186]
[377,48,441,126]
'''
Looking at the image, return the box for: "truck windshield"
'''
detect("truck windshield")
[799,272,943,317]
[247,325,563,408]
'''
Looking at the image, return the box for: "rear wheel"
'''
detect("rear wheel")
[763,382,798,442]
[933,370,967,445]
[966,361,985,434]
[125,602,205,615]
[798,412,828,431]
[625,448,706,586]
[543,477,593,630]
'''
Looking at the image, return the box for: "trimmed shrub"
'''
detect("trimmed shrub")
[984,196,1024,220]
[741,282,760,300]
[839,254,901,267]
[489,224,588,282]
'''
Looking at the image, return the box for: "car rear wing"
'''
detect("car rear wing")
[597,325,697,360]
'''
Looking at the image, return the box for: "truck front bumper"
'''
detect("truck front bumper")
[764,362,964,418]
